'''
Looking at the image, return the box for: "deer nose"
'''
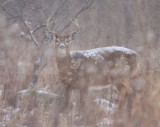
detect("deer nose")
[59,43,65,49]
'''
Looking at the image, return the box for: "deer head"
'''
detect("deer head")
[46,18,78,58]
[53,32,77,58]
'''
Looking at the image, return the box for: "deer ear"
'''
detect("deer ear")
[69,32,77,40]
[47,32,56,41]
[53,33,57,40]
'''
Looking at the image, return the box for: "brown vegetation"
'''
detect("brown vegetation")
[0,0,160,126]
[0,15,160,127]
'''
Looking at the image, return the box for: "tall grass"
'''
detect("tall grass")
[0,15,160,127]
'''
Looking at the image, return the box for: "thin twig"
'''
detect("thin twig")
[0,3,41,47]
[0,4,15,17]
[61,0,95,32]
[21,17,40,47]
[31,24,46,34]
[48,0,67,23]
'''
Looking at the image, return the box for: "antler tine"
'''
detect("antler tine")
[73,18,79,32]
[46,18,56,34]
[69,18,79,34]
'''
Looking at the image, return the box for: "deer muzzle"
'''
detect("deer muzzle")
[59,43,65,49]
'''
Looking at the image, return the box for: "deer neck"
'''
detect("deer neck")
[55,50,71,70]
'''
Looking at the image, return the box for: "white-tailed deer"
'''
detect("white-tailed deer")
[52,32,137,112]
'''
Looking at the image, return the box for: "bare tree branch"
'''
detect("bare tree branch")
[75,0,95,19]
[0,0,15,6]
[1,0,53,90]
[0,4,15,18]
[21,17,40,47]
[48,0,67,23]
[31,24,46,34]
[61,0,95,32]
[1,3,43,47]
[22,7,40,16]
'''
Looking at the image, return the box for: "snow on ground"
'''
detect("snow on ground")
[0,106,19,127]
[0,88,120,127]
[97,118,114,127]
[94,98,118,115]
[19,89,60,98]
[89,85,119,92]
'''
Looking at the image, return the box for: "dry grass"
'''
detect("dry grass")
[0,16,160,127]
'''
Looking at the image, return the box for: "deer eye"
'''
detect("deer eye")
[55,39,59,44]
[65,40,70,45]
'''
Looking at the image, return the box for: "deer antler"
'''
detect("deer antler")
[73,18,79,32]
[46,18,56,34]
[46,17,79,36]
[67,18,79,35]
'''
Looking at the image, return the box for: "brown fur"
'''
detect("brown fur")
[53,33,137,113]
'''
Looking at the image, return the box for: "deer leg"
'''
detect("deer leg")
[116,82,133,118]
[55,85,72,114]
[79,89,88,112]
[126,93,133,118]
[64,85,72,112]
[78,88,89,125]
[53,85,72,127]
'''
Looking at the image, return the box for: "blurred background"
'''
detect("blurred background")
[0,0,160,126]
